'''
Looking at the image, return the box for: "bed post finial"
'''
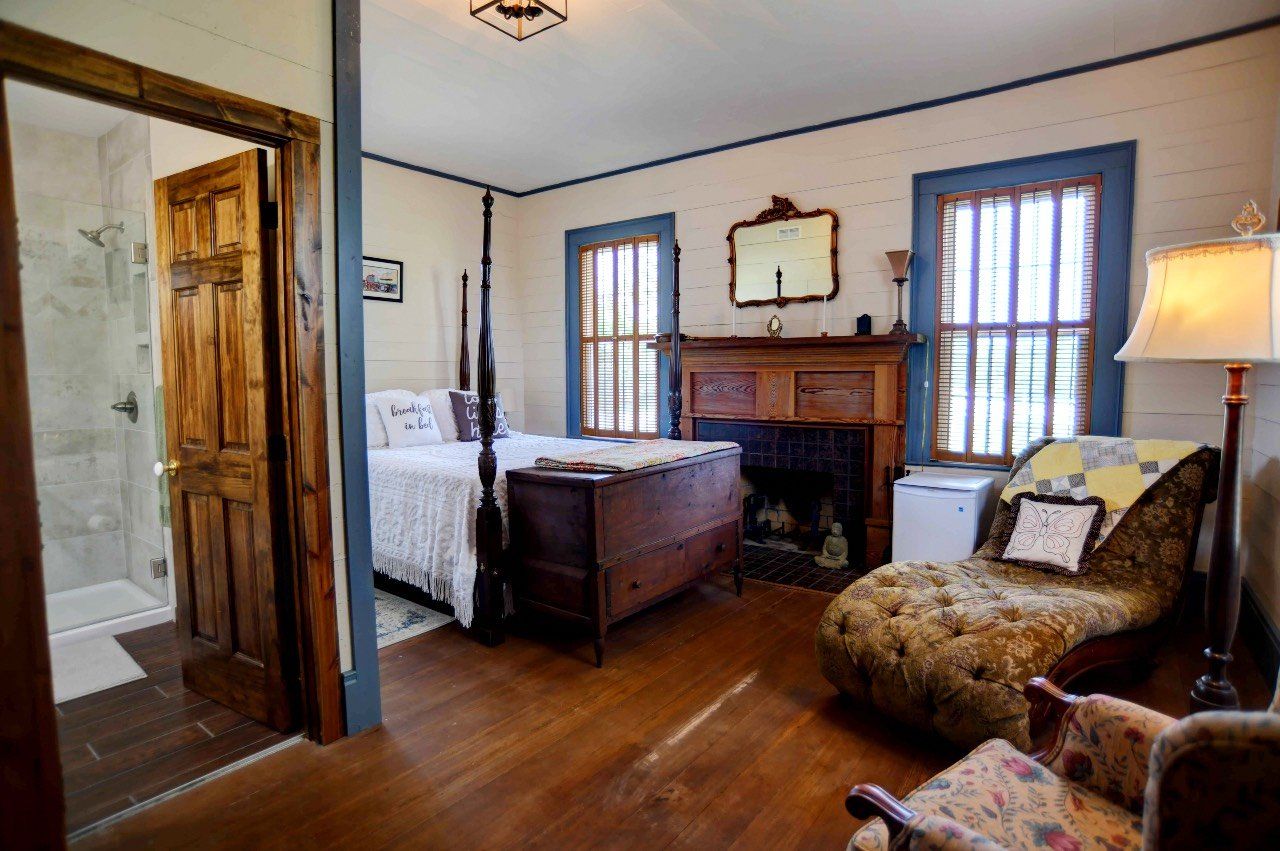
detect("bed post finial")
[459,269,471,391]
[473,188,504,647]
[666,239,683,440]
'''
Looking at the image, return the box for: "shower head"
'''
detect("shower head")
[77,222,125,247]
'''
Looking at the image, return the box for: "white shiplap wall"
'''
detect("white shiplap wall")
[0,0,355,668]
[514,28,1280,449]
[362,161,525,429]
[1242,87,1280,632]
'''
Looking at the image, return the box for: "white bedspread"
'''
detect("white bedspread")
[368,432,599,627]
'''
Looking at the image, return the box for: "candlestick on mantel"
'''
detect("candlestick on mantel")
[731,305,737,337]
[821,294,829,336]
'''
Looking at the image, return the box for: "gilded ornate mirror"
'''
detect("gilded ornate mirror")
[728,195,839,308]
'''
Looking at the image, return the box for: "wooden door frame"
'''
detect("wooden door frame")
[0,21,344,842]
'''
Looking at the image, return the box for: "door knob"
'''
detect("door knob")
[154,459,179,478]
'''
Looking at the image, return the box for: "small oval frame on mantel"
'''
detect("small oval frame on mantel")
[727,195,839,308]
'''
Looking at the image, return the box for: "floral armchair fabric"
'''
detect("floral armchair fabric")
[847,675,1280,851]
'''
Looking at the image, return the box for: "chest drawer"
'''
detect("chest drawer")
[607,539,698,619]
[682,521,739,577]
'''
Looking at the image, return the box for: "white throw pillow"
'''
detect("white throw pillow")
[1001,493,1105,575]
[426,388,461,442]
[375,394,443,449]
[365,389,414,448]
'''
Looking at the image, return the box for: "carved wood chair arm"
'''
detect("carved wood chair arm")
[846,783,917,839]
[1025,676,1080,759]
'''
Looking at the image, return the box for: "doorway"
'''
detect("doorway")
[5,78,304,837]
[0,23,343,847]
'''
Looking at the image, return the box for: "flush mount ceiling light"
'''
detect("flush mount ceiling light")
[470,1,567,41]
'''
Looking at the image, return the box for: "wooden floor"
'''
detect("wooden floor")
[75,576,1271,849]
[57,623,293,835]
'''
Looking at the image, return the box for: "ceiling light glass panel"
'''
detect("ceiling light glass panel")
[470,1,568,41]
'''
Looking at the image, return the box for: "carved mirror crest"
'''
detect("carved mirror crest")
[728,195,839,308]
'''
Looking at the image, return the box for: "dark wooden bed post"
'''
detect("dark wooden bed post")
[666,240,683,440]
[459,269,470,391]
[472,189,504,647]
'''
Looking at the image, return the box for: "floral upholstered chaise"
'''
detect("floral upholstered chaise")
[815,437,1220,751]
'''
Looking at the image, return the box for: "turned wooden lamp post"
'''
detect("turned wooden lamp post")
[1116,201,1280,712]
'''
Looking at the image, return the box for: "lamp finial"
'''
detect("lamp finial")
[1232,200,1265,237]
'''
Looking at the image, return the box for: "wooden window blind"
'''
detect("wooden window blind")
[579,235,661,438]
[933,174,1100,465]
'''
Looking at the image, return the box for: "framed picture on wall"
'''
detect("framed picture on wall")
[362,257,404,302]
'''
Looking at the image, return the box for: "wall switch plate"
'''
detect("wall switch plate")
[130,242,148,264]
[150,557,168,579]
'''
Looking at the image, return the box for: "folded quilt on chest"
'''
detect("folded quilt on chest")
[1000,436,1204,545]
[534,438,738,472]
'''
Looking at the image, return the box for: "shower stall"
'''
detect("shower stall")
[18,190,172,645]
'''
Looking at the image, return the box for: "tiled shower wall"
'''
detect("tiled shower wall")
[98,114,166,601]
[14,116,166,604]
[13,121,126,594]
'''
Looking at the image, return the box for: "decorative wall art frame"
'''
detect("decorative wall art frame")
[362,256,404,302]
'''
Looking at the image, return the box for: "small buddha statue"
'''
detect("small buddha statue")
[815,522,849,569]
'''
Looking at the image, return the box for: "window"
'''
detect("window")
[933,175,1100,465]
[578,235,661,438]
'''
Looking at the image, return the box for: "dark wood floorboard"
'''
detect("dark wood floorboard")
[57,622,291,835]
[74,576,1270,849]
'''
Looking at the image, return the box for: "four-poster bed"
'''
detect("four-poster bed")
[366,189,741,655]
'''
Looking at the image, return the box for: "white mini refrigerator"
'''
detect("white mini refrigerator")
[892,472,994,563]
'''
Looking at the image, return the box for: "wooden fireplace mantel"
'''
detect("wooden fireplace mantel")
[653,333,922,567]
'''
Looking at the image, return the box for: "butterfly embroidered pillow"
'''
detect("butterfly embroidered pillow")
[1001,493,1106,575]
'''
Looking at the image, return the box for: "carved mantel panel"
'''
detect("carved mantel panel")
[654,334,922,567]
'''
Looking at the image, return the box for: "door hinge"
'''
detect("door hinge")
[263,201,279,231]
[151,557,168,579]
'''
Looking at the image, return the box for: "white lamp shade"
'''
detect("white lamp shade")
[1116,234,1280,363]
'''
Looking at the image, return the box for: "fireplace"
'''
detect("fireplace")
[696,420,868,560]
[655,333,920,567]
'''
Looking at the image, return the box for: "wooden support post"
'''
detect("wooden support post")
[666,240,683,440]
[459,269,470,391]
[472,190,504,647]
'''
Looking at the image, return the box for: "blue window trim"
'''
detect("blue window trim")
[565,213,676,439]
[906,141,1136,467]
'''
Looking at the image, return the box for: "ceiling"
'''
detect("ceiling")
[367,1,1278,194]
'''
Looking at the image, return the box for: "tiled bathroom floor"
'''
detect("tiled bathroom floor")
[46,579,163,634]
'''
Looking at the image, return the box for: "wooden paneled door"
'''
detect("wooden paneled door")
[154,150,297,731]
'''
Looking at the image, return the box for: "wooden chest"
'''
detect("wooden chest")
[506,447,743,666]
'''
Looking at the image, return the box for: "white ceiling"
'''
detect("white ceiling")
[5,80,132,138]
[364,1,1279,194]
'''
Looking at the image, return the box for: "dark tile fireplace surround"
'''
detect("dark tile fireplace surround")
[695,420,869,565]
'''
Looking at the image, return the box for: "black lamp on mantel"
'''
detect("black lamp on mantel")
[886,249,914,335]
[1116,200,1280,713]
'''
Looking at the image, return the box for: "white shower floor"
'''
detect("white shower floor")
[46,579,164,635]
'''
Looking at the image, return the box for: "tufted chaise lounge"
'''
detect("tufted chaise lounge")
[815,437,1219,751]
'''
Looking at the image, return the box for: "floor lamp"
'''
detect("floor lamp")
[1116,201,1279,712]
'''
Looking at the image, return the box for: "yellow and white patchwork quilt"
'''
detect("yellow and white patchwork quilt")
[1001,436,1204,545]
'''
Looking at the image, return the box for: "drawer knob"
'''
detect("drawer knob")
[715,542,726,553]
[631,580,642,590]
[676,543,684,551]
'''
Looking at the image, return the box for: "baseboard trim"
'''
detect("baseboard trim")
[1240,579,1280,693]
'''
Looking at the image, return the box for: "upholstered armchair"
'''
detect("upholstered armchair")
[846,675,1280,850]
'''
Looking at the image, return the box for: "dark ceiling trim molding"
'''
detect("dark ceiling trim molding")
[361,151,520,197]
[368,14,1280,199]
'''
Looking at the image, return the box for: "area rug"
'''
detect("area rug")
[51,636,147,703]
[375,588,453,648]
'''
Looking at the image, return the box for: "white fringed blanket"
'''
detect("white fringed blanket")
[367,433,598,627]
